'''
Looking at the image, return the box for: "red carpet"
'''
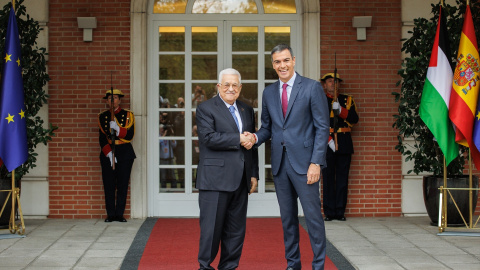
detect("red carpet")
[138,218,337,270]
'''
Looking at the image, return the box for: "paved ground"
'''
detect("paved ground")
[0,216,479,269]
[324,217,480,270]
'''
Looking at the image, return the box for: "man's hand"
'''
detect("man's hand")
[328,139,336,152]
[106,151,117,166]
[249,177,258,195]
[240,132,255,150]
[109,121,120,136]
[307,163,320,184]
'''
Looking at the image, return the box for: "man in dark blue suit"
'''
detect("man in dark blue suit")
[253,44,330,270]
[196,68,259,270]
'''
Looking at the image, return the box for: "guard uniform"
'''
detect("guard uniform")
[321,73,358,220]
[98,89,136,221]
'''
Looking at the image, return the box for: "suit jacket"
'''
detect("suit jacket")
[326,93,358,154]
[98,108,136,161]
[195,95,259,192]
[256,73,330,175]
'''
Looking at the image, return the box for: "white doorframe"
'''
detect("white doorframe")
[130,0,320,218]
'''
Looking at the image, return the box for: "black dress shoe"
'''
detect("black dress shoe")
[338,216,346,221]
[324,216,333,221]
[104,216,115,222]
[116,216,127,222]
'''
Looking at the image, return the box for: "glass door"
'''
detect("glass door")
[148,20,300,217]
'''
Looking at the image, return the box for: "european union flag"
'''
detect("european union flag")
[0,4,28,172]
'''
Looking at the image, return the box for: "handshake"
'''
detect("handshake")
[240,131,256,150]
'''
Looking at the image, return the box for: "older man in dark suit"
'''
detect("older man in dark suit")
[253,44,330,270]
[195,68,259,270]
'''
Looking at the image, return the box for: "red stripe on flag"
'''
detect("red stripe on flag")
[449,91,480,170]
[463,6,478,49]
[428,10,441,68]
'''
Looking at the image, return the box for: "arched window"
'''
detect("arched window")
[153,0,296,14]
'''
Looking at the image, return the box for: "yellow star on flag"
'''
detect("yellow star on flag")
[4,53,11,62]
[19,109,25,119]
[16,57,20,66]
[477,111,480,121]
[5,113,14,123]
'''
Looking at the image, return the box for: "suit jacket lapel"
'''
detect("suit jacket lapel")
[271,81,284,121]
[215,95,240,132]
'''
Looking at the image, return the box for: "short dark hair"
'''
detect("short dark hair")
[271,44,294,62]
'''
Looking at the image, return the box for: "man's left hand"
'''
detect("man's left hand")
[307,164,320,184]
[249,177,258,194]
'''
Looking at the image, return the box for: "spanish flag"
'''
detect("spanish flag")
[449,5,480,169]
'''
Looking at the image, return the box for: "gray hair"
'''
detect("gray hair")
[270,44,294,62]
[218,68,242,85]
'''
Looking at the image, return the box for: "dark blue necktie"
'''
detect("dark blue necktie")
[229,106,240,132]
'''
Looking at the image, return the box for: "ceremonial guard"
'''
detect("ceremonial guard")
[98,89,136,222]
[320,73,358,221]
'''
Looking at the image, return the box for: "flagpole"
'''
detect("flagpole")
[12,0,14,10]
[443,156,447,230]
[469,150,473,228]
[11,170,15,232]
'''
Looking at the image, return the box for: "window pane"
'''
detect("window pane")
[264,54,278,80]
[192,55,217,80]
[159,111,176,137]
[265,27,290,51]
[160,55,185,80]
[193,27,217,52]
[159,83,185,109]
[192,84,215,108]
[263,0,296,14]
[159,168,184,192]
[192,169,199,193]
[154,0,187,14]
[192,0,258,14]
[238,83,257,108]
[265,139,271,165]
[232,27,258,52]
[232,54,257,80]
[192,139,200,165]
[172,111,186,137]
[265,168,275,192]
[159,27,185,52]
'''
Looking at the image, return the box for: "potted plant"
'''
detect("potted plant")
[393,1,479,225]
[0,0,56,226]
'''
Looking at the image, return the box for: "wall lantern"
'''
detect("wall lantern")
[77,17,97,42]
[352,16,372,41]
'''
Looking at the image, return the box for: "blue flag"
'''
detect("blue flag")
[0,5,28,172]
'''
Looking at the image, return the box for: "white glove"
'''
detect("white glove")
[332,102,341,116]
[109,121,120,136]
[106,151,117,166]
[328,139,336,152]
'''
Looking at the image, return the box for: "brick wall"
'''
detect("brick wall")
[48,0,131,218]
[320,0,403,217]
[47,0,405,218]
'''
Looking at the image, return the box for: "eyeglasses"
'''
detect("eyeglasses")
[220,83,240,90]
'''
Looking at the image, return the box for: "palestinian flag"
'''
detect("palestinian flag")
[420,6,458,165]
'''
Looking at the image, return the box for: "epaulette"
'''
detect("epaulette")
[98,110,110,116]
